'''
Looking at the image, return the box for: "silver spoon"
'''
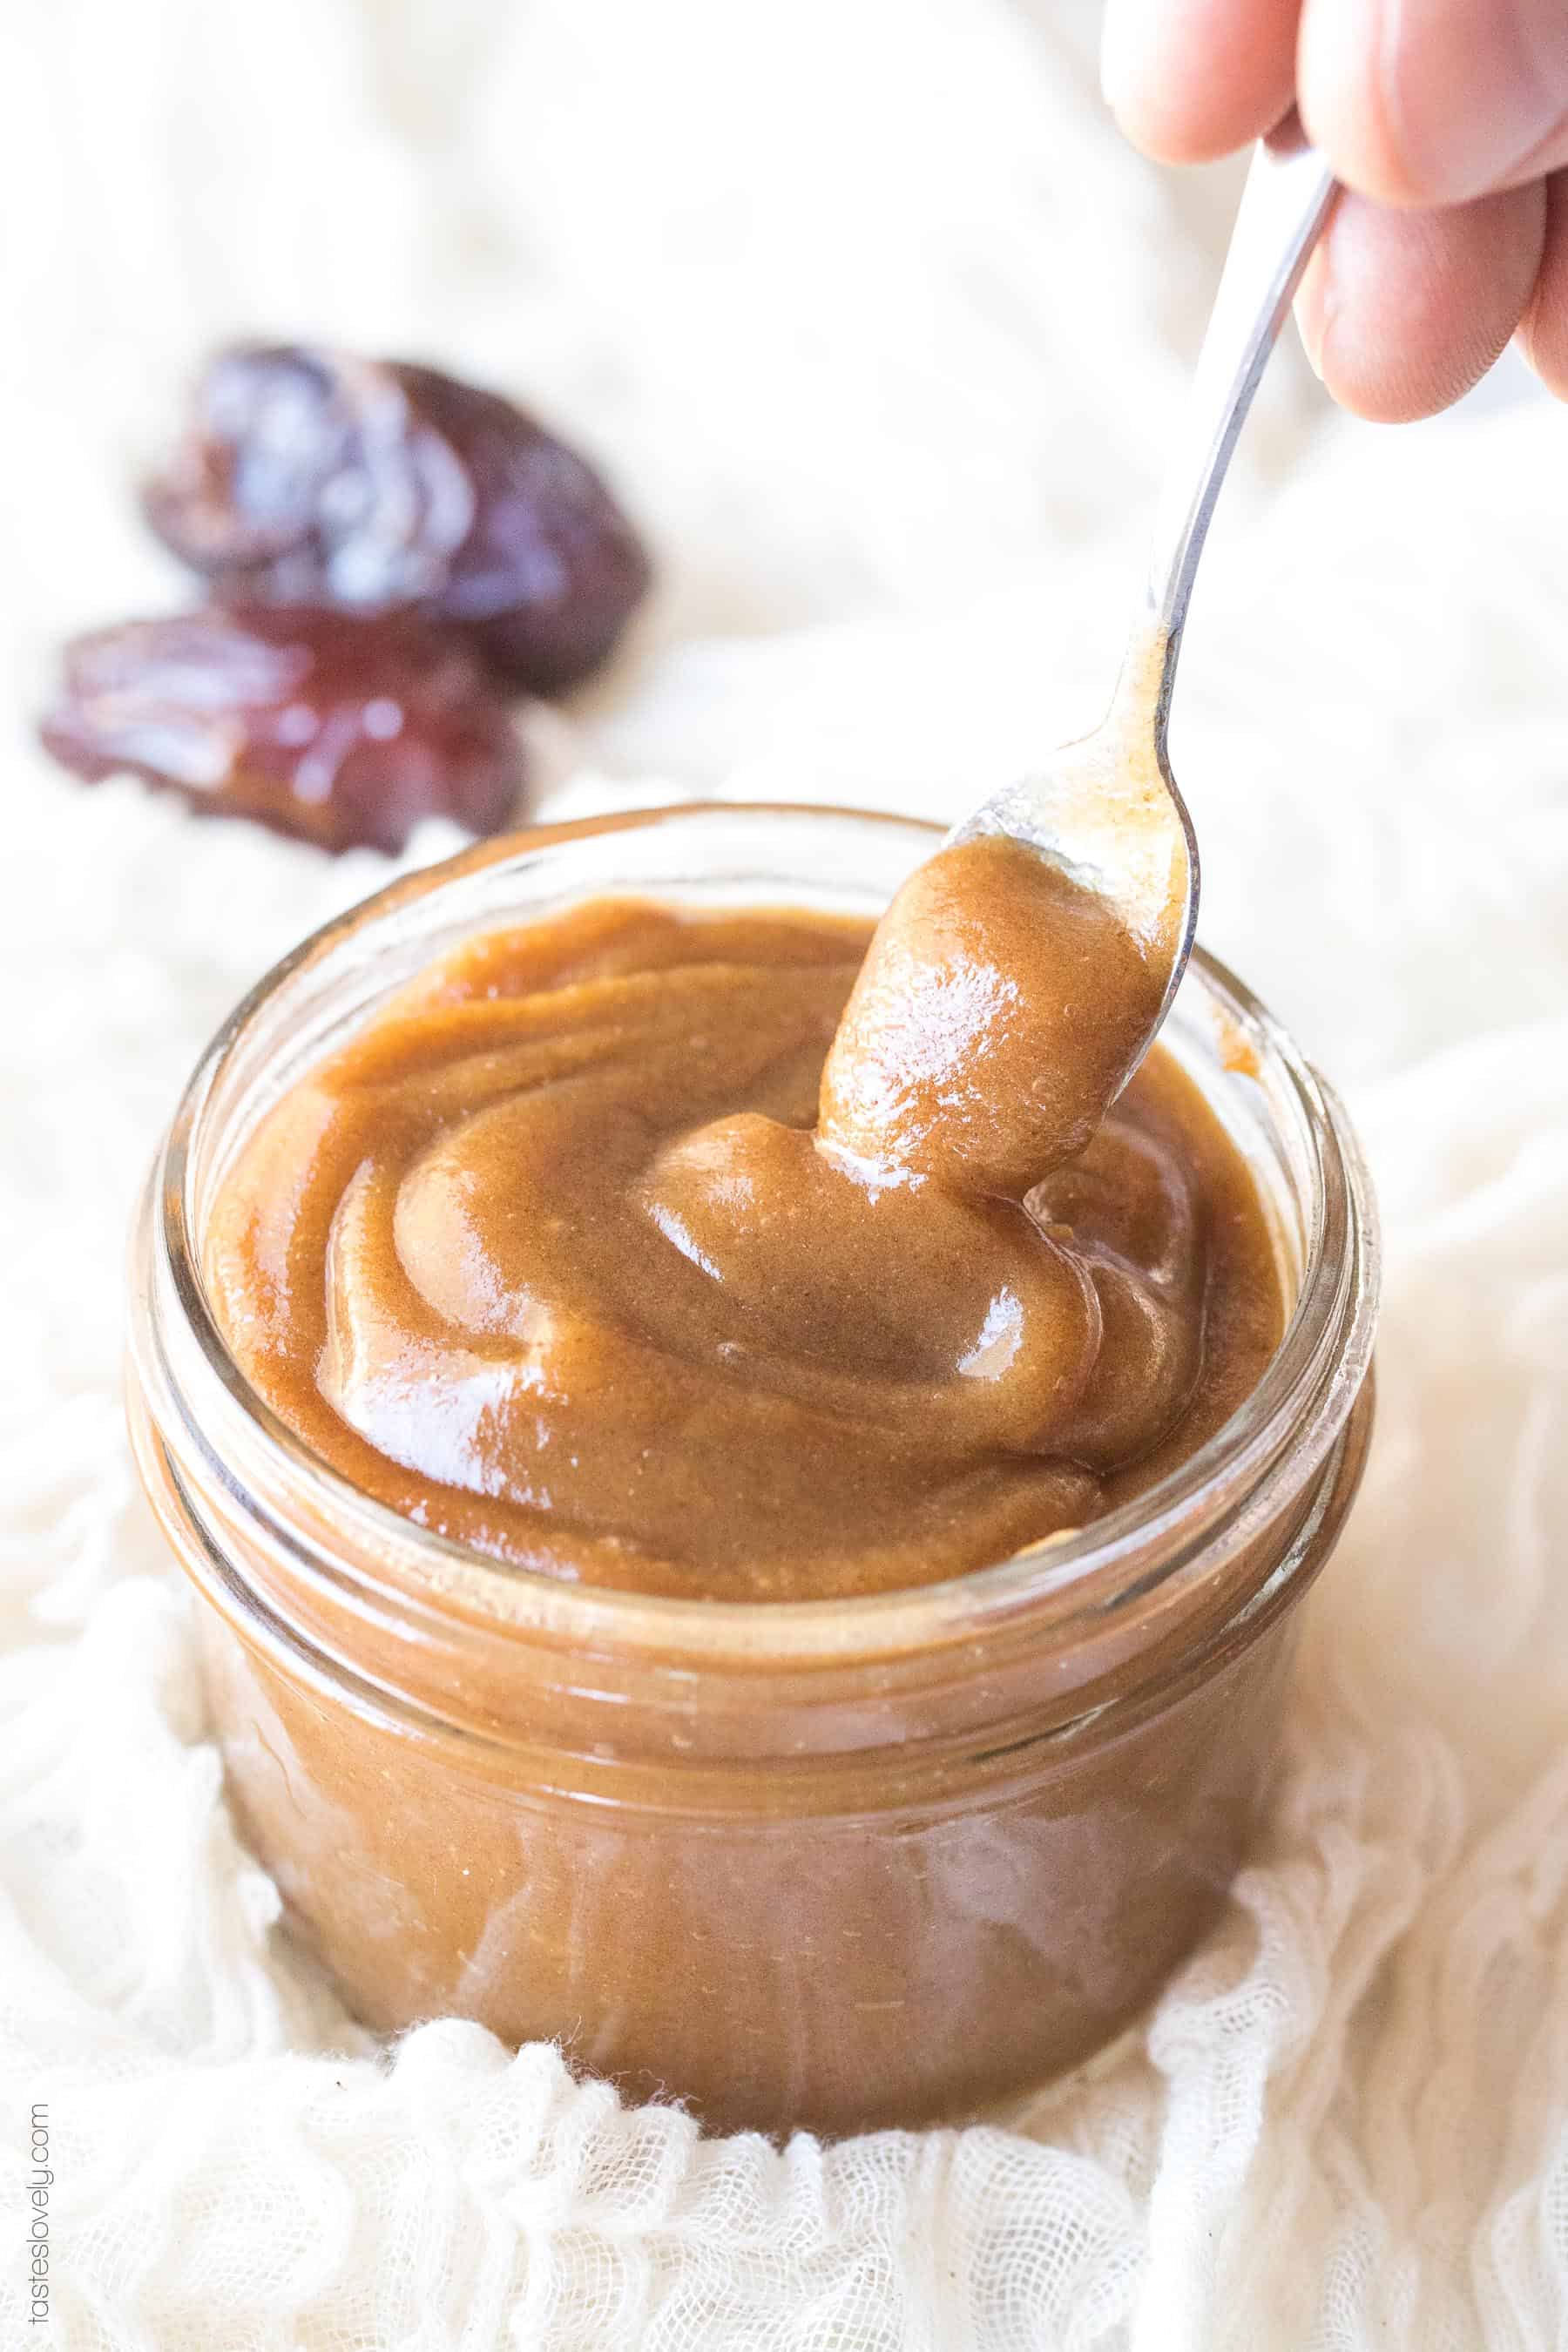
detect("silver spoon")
[948,118,1337,1068]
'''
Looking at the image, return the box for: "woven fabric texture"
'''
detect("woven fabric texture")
[1,1,1565,2344]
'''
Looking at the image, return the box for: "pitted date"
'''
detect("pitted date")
[38,606,530,854]
[144,346,652,693]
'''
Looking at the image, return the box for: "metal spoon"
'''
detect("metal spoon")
[948,118,1337,1068]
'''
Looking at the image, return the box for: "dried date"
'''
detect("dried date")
[38,606,530,854]
[143,346,652,693]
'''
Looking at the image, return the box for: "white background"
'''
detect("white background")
[0,3,1565,2346]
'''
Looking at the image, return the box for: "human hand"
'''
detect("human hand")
[1101,0,1568,419]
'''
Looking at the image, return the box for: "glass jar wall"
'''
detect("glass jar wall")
[126,805,1378,2138]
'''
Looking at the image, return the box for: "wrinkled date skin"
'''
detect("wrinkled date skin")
[144,346,652,693]
[38,606,530,855]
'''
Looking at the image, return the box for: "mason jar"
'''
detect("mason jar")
[125,802,1378,2139]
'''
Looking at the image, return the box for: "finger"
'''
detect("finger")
[1102,0,1301,164]
[1300,0,1568,211]
[1294,179,1547,420]
[1519,167,1568,397]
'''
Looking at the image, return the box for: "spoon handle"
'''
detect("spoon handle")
[1144,118,1337,669]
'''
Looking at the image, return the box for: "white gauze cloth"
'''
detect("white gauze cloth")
[0,1,1565,2345]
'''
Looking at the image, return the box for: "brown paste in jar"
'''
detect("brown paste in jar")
[206,834,1283,1599]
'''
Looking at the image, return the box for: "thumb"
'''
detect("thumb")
[1300,0,1568,210]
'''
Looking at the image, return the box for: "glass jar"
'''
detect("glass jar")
[125,802,1378,2139]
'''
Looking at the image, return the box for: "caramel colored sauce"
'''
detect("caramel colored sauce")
[206,837,1282,1602]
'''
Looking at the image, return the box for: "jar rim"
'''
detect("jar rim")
[148,800,1380,1668]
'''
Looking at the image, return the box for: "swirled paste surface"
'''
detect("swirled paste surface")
[206,837,1282,1598]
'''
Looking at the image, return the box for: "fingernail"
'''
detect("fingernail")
[1294,245,1334,383]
